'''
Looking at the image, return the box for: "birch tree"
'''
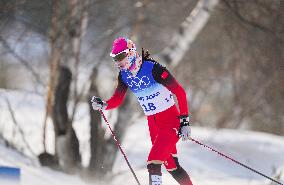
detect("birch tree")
[159,0,219,68]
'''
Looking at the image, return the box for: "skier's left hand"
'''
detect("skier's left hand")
[91,96,107,111]
[178,115,191,141]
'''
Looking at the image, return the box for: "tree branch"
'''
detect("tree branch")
[4,96,36,157]
[0,35,44,86]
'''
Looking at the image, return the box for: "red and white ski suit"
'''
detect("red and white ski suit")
[105,60,189,170]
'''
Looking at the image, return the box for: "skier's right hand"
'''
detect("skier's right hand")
[91,96,107,111]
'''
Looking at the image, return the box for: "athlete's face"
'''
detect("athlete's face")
[115,49,137,70]
[115,54,128,70]
[112,39,140,71]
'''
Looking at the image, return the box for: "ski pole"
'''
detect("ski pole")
[99,110,141,185]
[190,138,283,185]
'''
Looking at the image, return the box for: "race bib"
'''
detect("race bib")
[136,84,175,115]
[120,61,175,115]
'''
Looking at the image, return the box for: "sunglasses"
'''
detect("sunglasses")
[110,48,135,62]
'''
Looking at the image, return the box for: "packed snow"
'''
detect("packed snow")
[0,89,283,185]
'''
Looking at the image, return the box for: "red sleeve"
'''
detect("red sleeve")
[152,63,189,116]
[105,73,128,110]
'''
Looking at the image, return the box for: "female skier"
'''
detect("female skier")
[91,37,193,185]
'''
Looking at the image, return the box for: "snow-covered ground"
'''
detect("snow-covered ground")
[115,123,284,185]
[0,89,284,185]
[0,142,87,185]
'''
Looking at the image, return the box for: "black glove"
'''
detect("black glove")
[178,115,191,141]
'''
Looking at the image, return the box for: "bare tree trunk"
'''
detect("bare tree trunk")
[69,0,89,123]
[41,0,88,172]
[53,66,81,173]
[87,67,106,178]
[42,0,61,153]
[52,0,88,173]
[87,67,134,180]
[101,95,132,174]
